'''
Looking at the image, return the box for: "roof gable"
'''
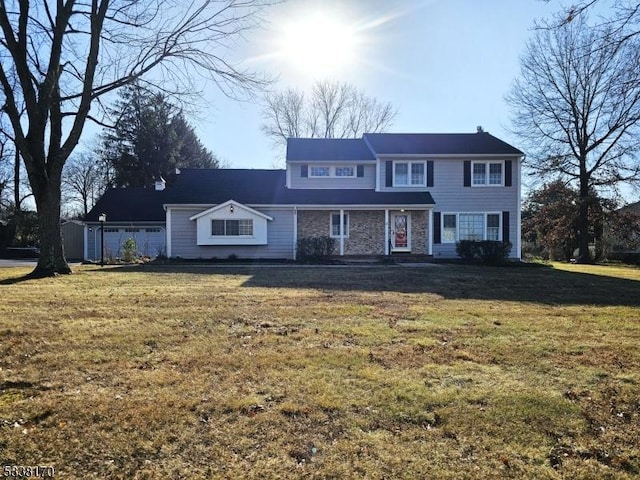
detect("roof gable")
[188,200,274,221]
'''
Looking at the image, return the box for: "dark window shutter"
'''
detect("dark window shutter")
[385,161,393,187]
[301,165,308,178]
[504,160,512,187]
[502,211,510,244]
[433,211,441,245]
[357,165,364,177]
[427,161,434,187]
[464,161,471,187]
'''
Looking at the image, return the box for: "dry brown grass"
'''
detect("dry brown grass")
[0,262,639,479]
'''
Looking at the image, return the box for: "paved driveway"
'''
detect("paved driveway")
[0,259,39,268]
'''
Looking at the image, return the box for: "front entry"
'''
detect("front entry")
[390,212,411,252]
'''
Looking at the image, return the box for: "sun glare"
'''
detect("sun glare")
[279,13,358,76]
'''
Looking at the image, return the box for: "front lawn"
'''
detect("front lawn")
[0,263,638,478]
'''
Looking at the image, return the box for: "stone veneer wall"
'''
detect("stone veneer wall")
[411,211,428,255]
[345,211,385,255]
[297,210,384,255]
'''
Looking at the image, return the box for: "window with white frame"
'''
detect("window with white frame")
[486,214,500,240]
[310,166,330,177]
[335,166,355,177]
[442,214,457,243]
[330,213,349,238]
[472,161,503,186]
[442,213,501,243]
[394,161,426,186]
[212,219,253,236]
[459,214,484,241]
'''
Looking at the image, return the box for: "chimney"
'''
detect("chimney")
[476,126,484,133]
[155,176,166,191]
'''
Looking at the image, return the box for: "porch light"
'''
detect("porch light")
[98,213,107,267]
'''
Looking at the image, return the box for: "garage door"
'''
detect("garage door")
[100,227,166,260]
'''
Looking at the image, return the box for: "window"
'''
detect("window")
[459,214,484,241]
[442,214,457,243]
[211,219,253,236]
[394,161,426,186]
[104,228,120,233]
[335,166,355,177]
[486,214,500,241]
[472,161,503,186]
[125,228,140,233]
[330,213,349,238]
[146,228,161,233]
[310,166,330,177]
[442,213,501,242]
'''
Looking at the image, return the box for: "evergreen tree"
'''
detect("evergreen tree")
[101,85,218,187]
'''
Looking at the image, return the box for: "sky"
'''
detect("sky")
[186,0,565,173]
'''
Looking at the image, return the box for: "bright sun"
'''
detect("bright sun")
[279,13,358,76]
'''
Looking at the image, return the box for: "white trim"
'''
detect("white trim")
[329,211,349,240]
[516,158,522,259]
[441,212,503,243]
[392,160,427,187]
[390,212,411,252]
[166,203,435,210]
[286,167,291,188]
[428,209,433,255]
[293,207,298,260]
[83,224,89,261]
[308,165,357,178]
[384,209,389,255]
[471,160,505,187]
[339,209,345,255]
[376,160,381,192]
[166,208,172,257]
[189,200,274,221]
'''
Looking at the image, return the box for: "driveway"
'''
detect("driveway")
[0,259,39,268]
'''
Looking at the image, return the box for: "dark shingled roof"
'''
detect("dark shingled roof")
[85,187,166,222]
[363,132,524,156]
[286,138,376,162]
[166,169,434,206]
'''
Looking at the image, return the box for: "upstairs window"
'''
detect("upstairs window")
[335,166,355,177]
[212,219,253,236]
[310,166,330,177]
[393,161,426,186]
[472,161,503,186]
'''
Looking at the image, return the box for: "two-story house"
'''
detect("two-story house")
[84,131,524,261]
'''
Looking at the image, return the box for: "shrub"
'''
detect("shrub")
[296,236,336,262]
[121,237,137,262]
[456,240,512,265]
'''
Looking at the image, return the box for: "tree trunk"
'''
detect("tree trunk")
[576,187,591,264]
[14,150,20,211]
[31,179,71,276]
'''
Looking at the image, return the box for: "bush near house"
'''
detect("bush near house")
[296,236,336,262]
[456,240,512,265]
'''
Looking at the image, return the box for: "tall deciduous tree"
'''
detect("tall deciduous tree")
[0,0,269,276]
[62,153,105,218]
[101,85,218,187]
[506,14,640,263]
[262,80,397,151]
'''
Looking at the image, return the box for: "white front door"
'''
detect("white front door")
[391,213,411,252]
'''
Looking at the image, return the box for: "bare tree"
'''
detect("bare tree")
[506,14,640,263]
[63,153,105,218]
[0,0,271,276]
[262,80,397,152]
